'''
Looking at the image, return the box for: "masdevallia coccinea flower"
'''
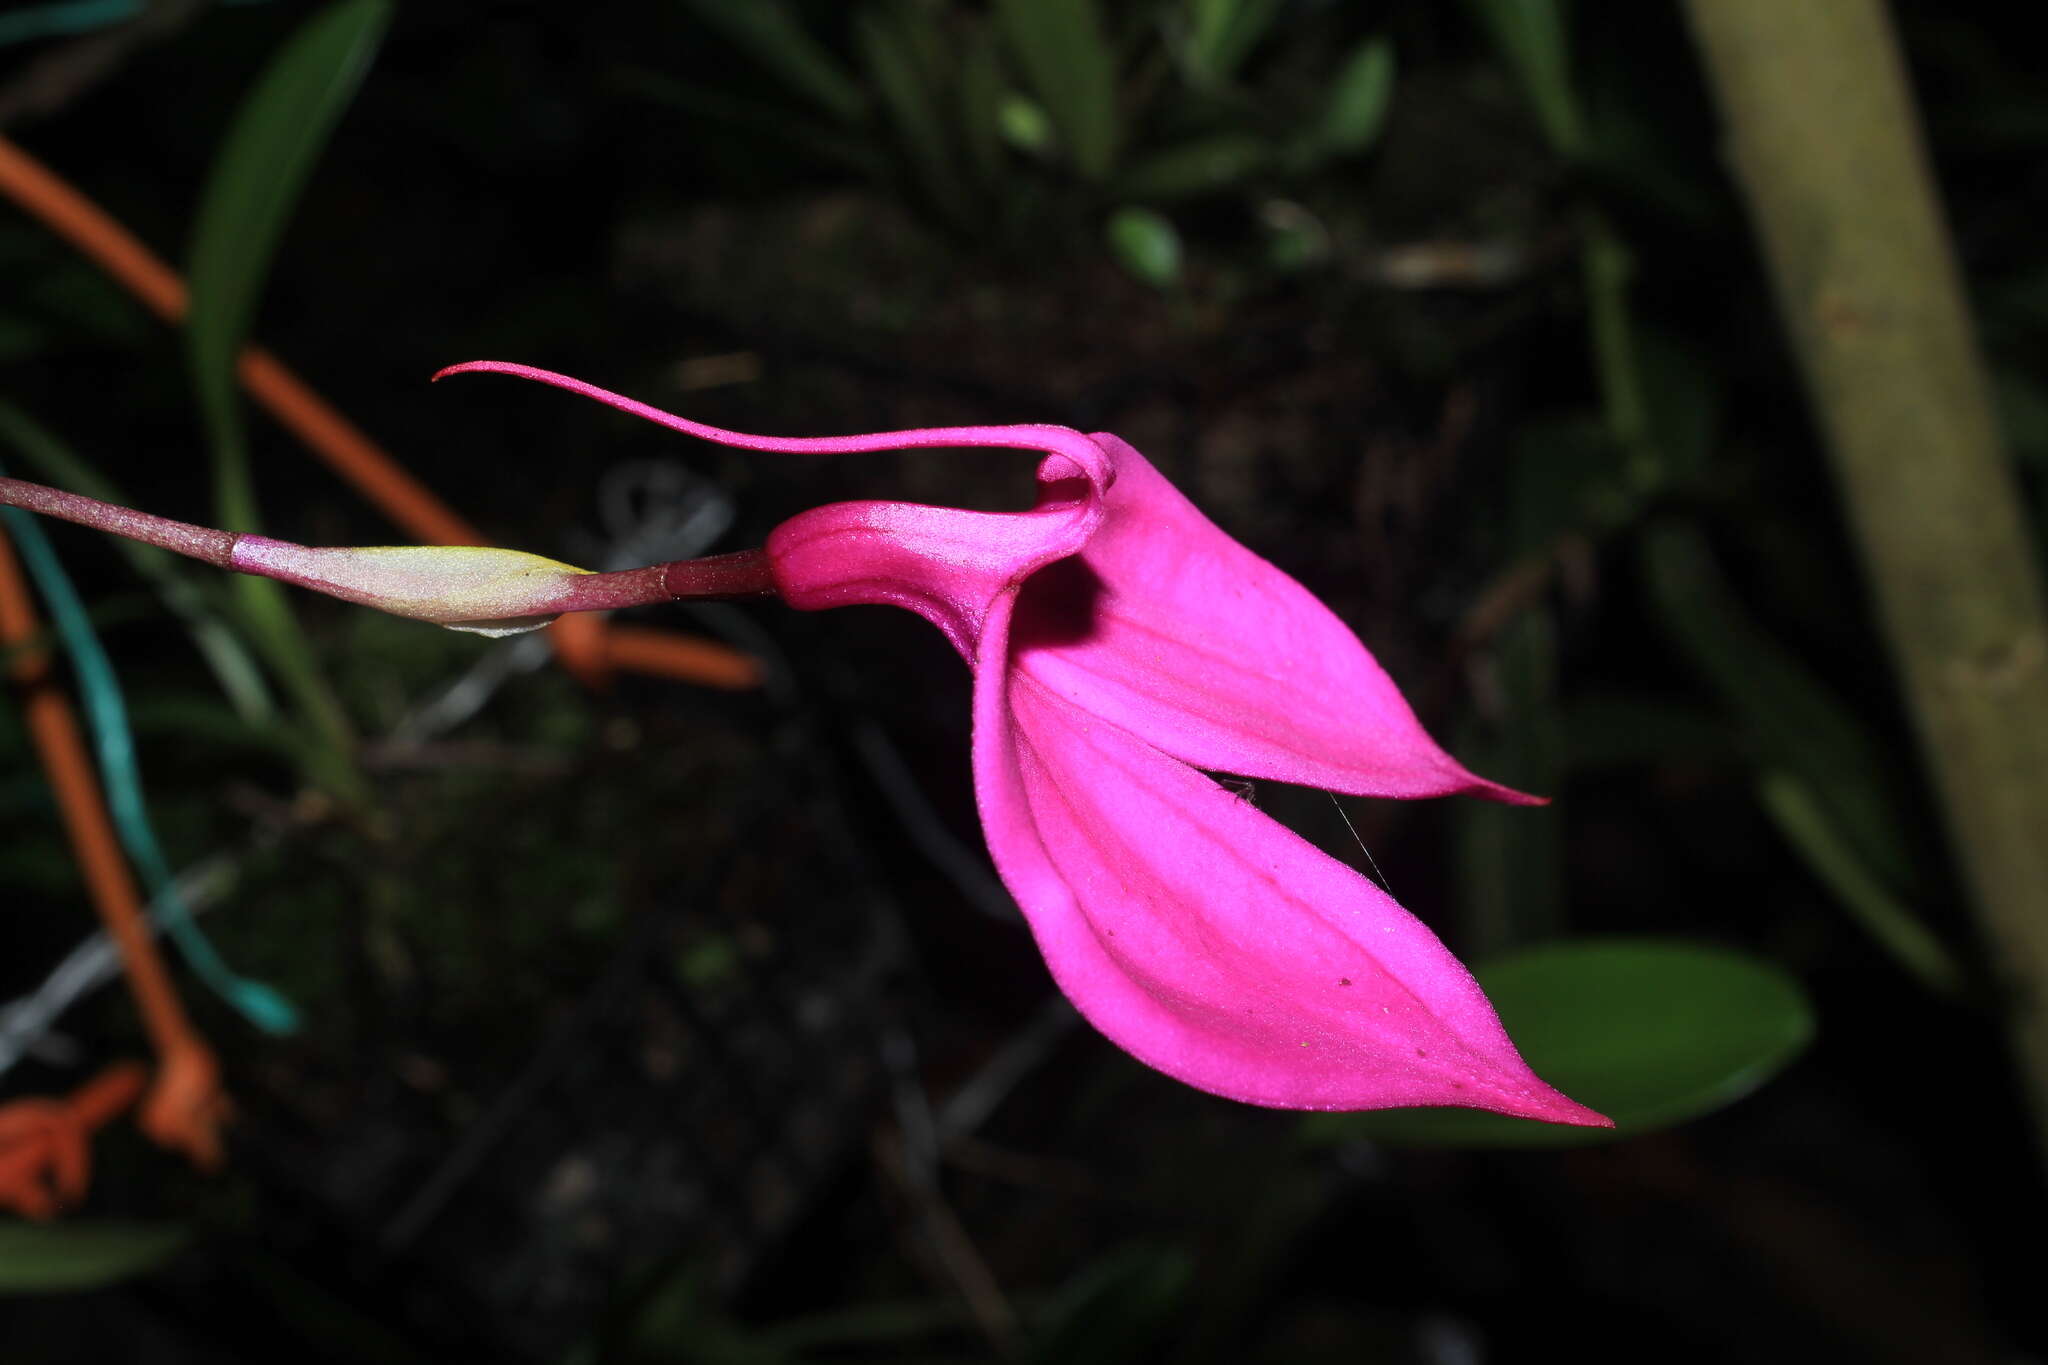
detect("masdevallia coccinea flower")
[0,362,1607,1125]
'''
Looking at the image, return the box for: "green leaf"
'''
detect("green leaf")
[1635,325,1723,485]
[994,0,1119,179]
[613,70,888,178]
[1105,207,1182,289]
[679,0,871,123]
[1119,133,1269,202]
[1316,37,1397,155]
[1181,0,1286,87]
[1302,938,1814,1147]
[998,93,1056,154]
[184,0,389,801]
[855,3,972,226]
[186,0,391,529]
[1457,608,1564,956]
[1463,0,1583,158]
[1643,522,1922,896]
[1582,218,1648,454]
[0,1221,189,1293]
[1757,771,1965,995]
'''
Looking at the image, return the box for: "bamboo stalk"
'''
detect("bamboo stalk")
[1682,0,2048,1168]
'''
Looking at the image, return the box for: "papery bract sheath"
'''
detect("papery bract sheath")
[228,538,593,637]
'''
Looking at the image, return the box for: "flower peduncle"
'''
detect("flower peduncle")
[547,550,779,610]
[0,476,235,567]
[0,476,778,635]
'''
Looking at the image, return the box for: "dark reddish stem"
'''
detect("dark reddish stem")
[662,548,779,601]
[0,477,234,566]
[548,549,779,611]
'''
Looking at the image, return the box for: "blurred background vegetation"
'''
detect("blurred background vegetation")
[1,0,2044,1360]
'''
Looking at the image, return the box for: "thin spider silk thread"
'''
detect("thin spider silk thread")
[0,469,298,1035]
[1326,790,1393,895]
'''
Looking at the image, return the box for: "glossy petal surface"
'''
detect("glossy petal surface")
[768,460,1102,656]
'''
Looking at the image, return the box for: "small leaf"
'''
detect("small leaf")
[1302,938,1814,1147]
[1105,207,1182,289]
[0,1221,189,1293]
[1316,37,1397,155]
[997,93,1056,154]
[1118,133,1269,202]
[994,0,1119,179]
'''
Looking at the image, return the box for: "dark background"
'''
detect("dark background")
[1,1,2044,1360]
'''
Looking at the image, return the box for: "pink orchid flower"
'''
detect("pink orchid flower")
[438,363,1608,1126]
[0,364,1607,1125]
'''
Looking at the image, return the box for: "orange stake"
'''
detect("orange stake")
[0,132,759,689]
[0,134,761,1220]
[0,1063,148,1219]
[0,528,228,1174]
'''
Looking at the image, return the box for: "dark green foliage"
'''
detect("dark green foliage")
[0,2,2042,1362]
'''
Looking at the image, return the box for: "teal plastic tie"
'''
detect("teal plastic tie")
[0,0,273,48]
[0,482,299,1035]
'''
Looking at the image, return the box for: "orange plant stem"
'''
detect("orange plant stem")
[0,132,758,689]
